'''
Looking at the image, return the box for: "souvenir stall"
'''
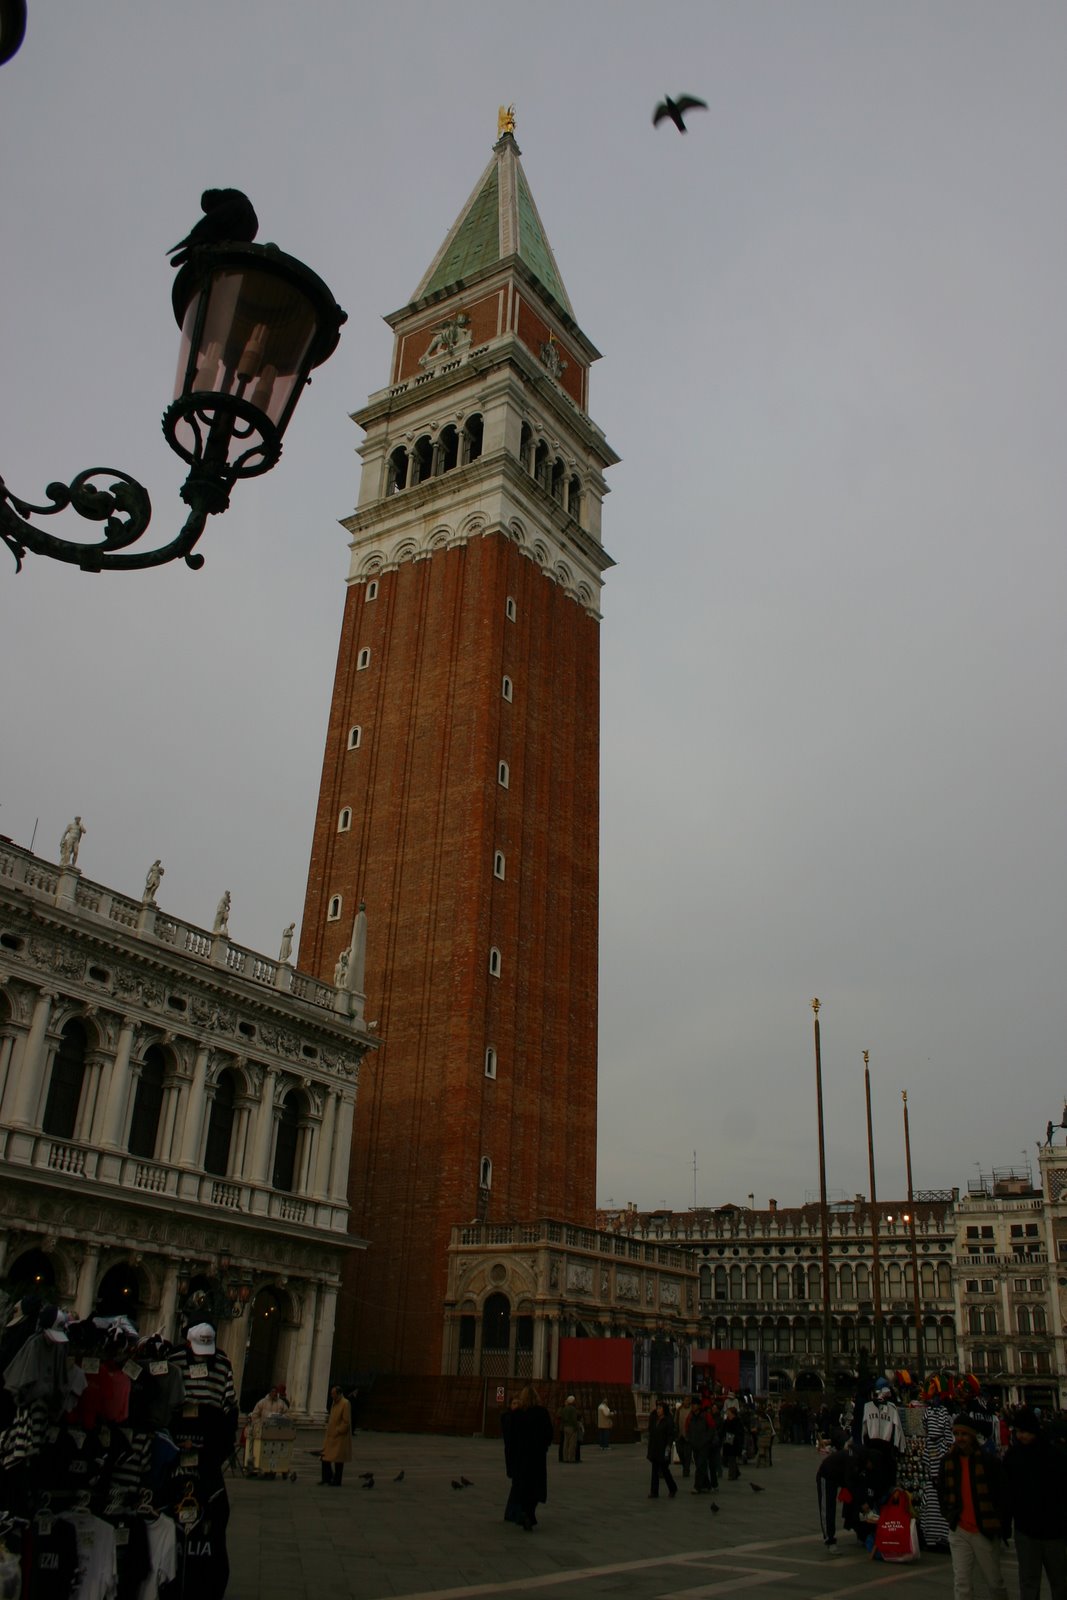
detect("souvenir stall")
[0,1295,236,1600]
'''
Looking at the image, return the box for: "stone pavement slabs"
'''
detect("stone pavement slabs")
[226,1430,974,1599]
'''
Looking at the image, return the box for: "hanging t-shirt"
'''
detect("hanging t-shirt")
[26,1517,79,1600]
[64,1512,118,1600]
[134,1518,177,1600]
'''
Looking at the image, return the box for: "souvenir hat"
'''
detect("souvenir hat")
[187,1322,216,1355]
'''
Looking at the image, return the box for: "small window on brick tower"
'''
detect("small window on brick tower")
[493,851,505,880]
[365,580,379,602]
[497,760,509,789]
[338,808,352,833]
[327,896,342,921]
[489,947,501,978]
[506,596,516,621]
[347,726,362,750]
[501,676,513,702]
[485,1047,497,1080]
[480,1156,492,1189]
[357,648,371,671]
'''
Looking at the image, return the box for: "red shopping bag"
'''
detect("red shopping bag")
[873,1490,919,1562]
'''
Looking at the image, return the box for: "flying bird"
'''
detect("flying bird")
[360,1475,374,1489]
[451,1479,464,1490]
[652,95,708,134]
[393,1470,405,1482]
[167,189,259,267]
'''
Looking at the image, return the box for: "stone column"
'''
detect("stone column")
[300,1112,321,1196]
[250,1070,278,1186]
[306,1283,339,1421]
[177,1046,211,1166]
[532,1315,549,1381]
[74,1245,101,1318]
[98,1019,137,1149]
[8,989,54,1127]
[328,1091,356,1203]
[158,1259,181,1340]
[287,1281,319,1415]
[0,1026,17,1118]
[157,1079,181,1164]
[312,1091,337,1199]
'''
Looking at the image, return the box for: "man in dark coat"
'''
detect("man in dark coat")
[508,1386,554,1531]
[1002,1407,1067,1600]
[721,1404,745,1481]
[688,1400,717,1493]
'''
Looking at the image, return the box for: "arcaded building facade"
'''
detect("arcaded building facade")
[0,839,376,1416]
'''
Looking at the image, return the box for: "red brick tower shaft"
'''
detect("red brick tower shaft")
[300,124,617,1375]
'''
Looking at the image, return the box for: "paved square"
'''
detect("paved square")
[226,1433,983,1599]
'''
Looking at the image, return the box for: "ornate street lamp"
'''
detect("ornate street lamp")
[1,239,346,572]
[0,0,26,66]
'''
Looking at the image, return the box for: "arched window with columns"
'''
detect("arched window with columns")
[128,1045,167,1160]
[42,1019,89,1139]
[272,1089,307,1192]
[204,1068,238,1177]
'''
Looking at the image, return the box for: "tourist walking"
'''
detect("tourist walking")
[596,1397,615,1450]
[508,1386,554,1531]
[721,1404,745,1481]
[936,1412,1010,1600]
[646,1399,678,1499]
[560,1395,580,1463]
[1002,1407,1067,1600]
[319,1384,352,1485]
[675,1396,694,1478]
[755,1407,775,1467]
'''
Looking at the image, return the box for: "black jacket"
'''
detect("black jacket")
[1003,1436,1067,1540]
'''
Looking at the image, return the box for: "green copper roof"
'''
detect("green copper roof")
[515,166,568,308]
[421,167,501,297]
[413,136,574,316]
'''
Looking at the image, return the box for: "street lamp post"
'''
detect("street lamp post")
[811,999,834,1394]
[863,1050,886,1373]
[1,238,346,573]
[902,1090,924,1378]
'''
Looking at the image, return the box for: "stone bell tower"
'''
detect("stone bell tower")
[300,111,617,1375]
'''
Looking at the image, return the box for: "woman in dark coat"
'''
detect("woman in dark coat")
[647,1399,679,1499]
[507,1385,554,1530]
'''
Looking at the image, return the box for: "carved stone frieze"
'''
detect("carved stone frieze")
[30,938,85,982]
[0,1185,346,1276]
[566,1261,593,1295]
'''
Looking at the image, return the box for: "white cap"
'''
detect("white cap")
[187,1322,216,1354]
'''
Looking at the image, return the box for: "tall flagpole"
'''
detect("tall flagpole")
[864,1051,886,1373]
[812,1000,834,1392]
[902,1089,924,1377]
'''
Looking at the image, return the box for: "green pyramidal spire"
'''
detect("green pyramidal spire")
[412,118,574,316]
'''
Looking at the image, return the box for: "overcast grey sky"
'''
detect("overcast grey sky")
[2,2,1064,1216]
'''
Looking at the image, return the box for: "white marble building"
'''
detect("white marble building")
[0,838,376,1418]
